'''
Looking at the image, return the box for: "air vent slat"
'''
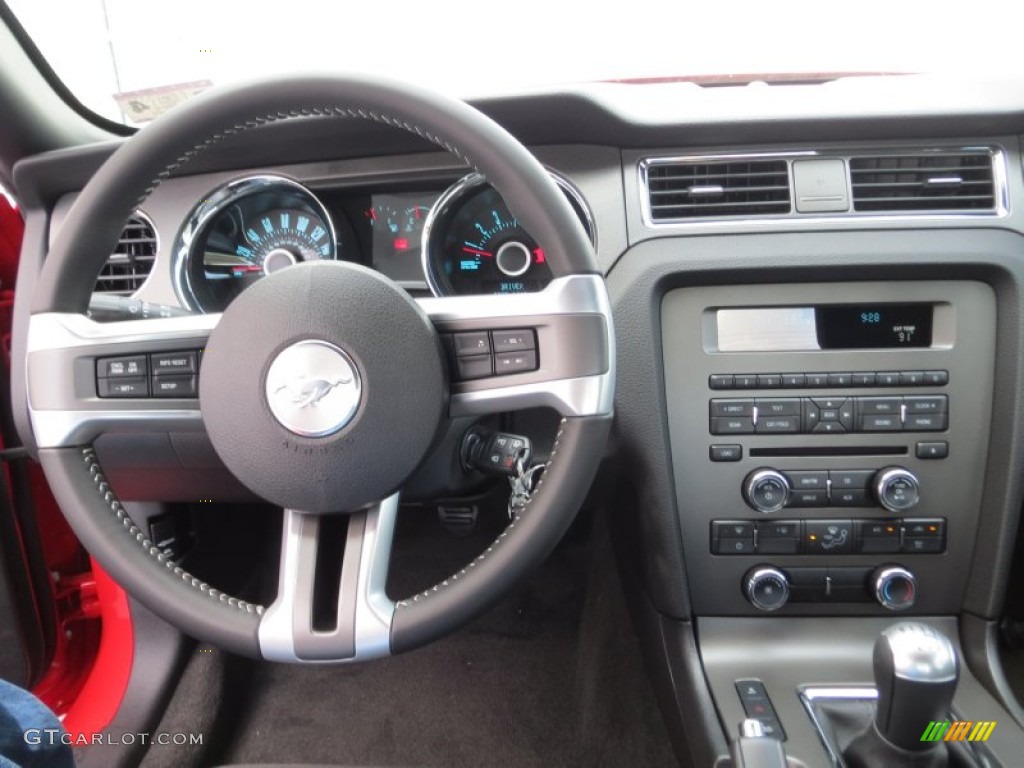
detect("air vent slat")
[850,152,996,213]
[94,214,158,296]
[644,158,792,220]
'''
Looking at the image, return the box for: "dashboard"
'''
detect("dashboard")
[18,74,1024,767]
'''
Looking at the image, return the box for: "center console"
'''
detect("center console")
[662,280,995,619]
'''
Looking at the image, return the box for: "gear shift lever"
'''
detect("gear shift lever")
[845,621,960,768]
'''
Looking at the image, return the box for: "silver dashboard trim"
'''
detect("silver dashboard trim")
[638,146,1009,229]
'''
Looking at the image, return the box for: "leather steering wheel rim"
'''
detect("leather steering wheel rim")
[28,75,613,660]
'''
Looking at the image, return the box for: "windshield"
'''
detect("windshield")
[7,0,1024,127]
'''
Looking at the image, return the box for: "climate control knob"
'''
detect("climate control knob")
[872,565,917,611]
[743,468,791,513]
[744,566,790,612]
[872,467,921,513]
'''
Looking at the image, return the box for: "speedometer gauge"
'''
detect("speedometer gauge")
[175,175,337,312]
[422,172,595,296]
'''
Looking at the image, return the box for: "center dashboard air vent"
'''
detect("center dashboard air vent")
[643,158,792,221]
[94,213,158,295]
[850,151,997,212]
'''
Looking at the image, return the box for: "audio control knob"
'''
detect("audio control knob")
[872,467,921,513]
[744,566,790,612]
[872,565,917,611]
[743,468,791,513]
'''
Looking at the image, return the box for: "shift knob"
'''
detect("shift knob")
[873,622,959,752]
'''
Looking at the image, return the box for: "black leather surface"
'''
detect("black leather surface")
[37,447,262,657]
[32,75,596,315]
[200,261,446,513]
[390,414,612,654]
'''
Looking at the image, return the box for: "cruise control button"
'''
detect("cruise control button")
[456,354,492,380]
[905,413,948,431]
[152,375,197,398]
[904,396,947,414]
[494,350,538,375]
[98,355,147,378]
[491,329,536,352]
[98,377,148,398]
[151,351,197,375]
[710,399,755,417]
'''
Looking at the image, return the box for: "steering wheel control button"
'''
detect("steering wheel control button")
[153,375,197,398]
[456,354,493,380]
[873,467,921,512]
[264,340,361,438]
[916,441,949,459]
[98,376,149,398]
[709,444,742,462]
[151,351,197,374]
[873,566,917,611]
[744,567,790,612]
[97,355,147,378]
[495,349,538,375]
[743,469,791,513]
[453,332,491,356]
[803,520,855,554]
[492,329,536,352]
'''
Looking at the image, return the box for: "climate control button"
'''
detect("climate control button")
[872,565,917,611]
[744,566,790,612]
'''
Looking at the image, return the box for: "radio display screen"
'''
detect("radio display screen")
[715,303,936,352]
[816,303,933,349]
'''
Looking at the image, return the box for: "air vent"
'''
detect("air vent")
[94,213,157,295]
[644,158,791,221]
[850,152,996,212]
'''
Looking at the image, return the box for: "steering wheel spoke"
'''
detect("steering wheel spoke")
[26,312,218,448]
[418,274,614,418]
[259,494,399,663]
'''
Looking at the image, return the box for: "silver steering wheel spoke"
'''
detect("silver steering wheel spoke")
[258,493,399,663]
[26,311,218,448]
[417,274,615,418]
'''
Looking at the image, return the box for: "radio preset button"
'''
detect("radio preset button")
[828,373,853,387]
[924,370,949,386]
[806,373,829,387]
[876,372,901,387]
[734,374,758,389]
[757,374,782,389]
[709,374,734,390]
[782,373,806,387]
[852,372,876,386]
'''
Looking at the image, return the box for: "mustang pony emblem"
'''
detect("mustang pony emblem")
[274,374,353,408]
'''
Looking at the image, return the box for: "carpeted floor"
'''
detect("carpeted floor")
[139,504,677,768]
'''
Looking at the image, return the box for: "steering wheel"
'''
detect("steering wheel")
[24,76,614,662]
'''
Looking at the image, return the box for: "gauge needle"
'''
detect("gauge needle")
[462,247,492,257]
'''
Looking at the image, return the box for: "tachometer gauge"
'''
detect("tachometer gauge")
[422,172,595,296]
[176,175,337,312]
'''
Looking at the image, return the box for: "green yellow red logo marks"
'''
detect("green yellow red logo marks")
[920,720,996,743]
